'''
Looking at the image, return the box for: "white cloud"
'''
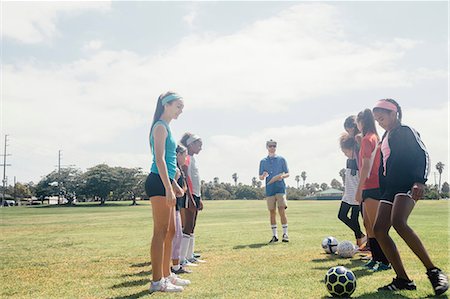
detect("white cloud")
[3,2,110,44]
[2,3,447,185]
[82,40,103,52]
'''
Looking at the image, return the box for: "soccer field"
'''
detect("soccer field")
[1,200,448,298]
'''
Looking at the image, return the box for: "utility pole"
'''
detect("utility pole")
[55,150,75,205]
[1,135,11,207]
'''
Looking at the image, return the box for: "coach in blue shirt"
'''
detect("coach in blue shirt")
[259,139,290,243]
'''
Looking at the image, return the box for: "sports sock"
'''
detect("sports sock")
[172,264,180,271]
[187,235,194,259]
[371,238,389,264]
[271,225,278,237]
[282,224,288,236]
[180,234,190,262]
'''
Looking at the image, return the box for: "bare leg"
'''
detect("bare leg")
[278,207,287,225]
[150,196,171,282]
[162,206,175,277]
[391,195,435,270]
[269,209,276,225]
[373,202,409,280]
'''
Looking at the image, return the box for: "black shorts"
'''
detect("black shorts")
[362,188,382,201]
[380,186,412,205]
[176,196,187,210]
[193,195,201,210]
[145,173,173,198]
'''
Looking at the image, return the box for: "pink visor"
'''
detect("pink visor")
[373,100,397,112]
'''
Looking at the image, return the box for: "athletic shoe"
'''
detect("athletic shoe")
[427,268,449,296]
[193,253,201,258]
[149,278,183,293]
[358,244,371,252]
[168,273,191,286]
[188,257,206,263]
[378,278,416,292]
[171,266,192,274]
[364,259,377,269]
[269,236,279,244]
[282,234,289,242]
[372,262,392,272]
[181,259,198,267]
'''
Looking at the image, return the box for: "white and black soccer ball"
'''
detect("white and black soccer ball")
[325,266,357,297]
[337,240,356,258]
[322,236,339,254]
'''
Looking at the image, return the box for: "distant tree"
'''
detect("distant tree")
[82,164,116,205]
[35,167,83,205]
[295,175,300,189]
[301,171,307,189]
[213,177,219,185]
[441,182,449,198]
[256,181,262,188]
[232,173,238,186]
[339,168,346,185]
[320,183,328,191]
[436,162,444,196]
[235,185,262,199]
[331,178,343,190]
[13,182,32,199]
[251,177,257,188]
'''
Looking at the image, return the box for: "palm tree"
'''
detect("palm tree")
[295,175,300,189]
[301,171,307,189]
[436,162,444,195]
[232,173,238,186]
[339,168,346,185]
[213,177,219,185]
[251,177,257,188]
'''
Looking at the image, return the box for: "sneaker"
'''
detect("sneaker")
[364,259,377,269]
[167,273,191,286]
[427,268,449,296]
[378,277,417,292]
[181,259,198,267]
[193,253,201,258]
[188,257,206,263]
[269,236,279,244]
[372,262,392,272]
[171,266,192,274]
[149,278,183,293]
[282,234,289,242]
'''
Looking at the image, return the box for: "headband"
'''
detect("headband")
[161,93,182,105]
[373,100,397,112]
[186,135,201,146]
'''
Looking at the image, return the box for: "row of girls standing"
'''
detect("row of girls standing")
[339,99,448,296]
[145,92,205,293]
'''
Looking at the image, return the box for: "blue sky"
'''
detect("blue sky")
[2,1,448,187]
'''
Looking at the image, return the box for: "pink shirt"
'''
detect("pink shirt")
[381,132,390,176]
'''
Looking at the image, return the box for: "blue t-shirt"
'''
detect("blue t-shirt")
[259,155,289,196]
[150,120,177,180]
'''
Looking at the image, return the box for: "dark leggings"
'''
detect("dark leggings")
[338,201,364,239]
[182,207,198,235]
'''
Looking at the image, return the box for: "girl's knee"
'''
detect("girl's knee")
[392,218,408,234]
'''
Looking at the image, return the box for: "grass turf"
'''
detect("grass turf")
[1,200,448,298]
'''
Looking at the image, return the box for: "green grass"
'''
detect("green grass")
[1,200,449,298]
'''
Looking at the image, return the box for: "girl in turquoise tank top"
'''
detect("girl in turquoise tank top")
[146,92,190,293]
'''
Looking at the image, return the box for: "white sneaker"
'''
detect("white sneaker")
[168,273,191,286]
[149,278,183,293]
[189,257,206,263]
[181,259,198,267]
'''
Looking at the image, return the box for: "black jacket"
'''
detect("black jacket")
[379,125,429,191]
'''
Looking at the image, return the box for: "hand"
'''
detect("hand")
[165,188,176,207]
[172,181,185,197]
[262,171,269,179]
[355,189,363,204]
[198,200,204,211]
[410,183,425,201]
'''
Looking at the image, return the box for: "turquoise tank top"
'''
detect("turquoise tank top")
[150,120,177,180]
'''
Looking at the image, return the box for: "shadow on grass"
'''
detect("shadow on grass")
[312,256,379,281]
[131,262,151,268]
[31,202,134,208]
[121,270,152,278]
[109,289,149,299]
[233,242,269,249]
[111,278,149,289]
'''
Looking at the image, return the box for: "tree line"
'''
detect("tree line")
[3,162,449,205]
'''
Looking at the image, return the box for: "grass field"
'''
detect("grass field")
[1,200,449,298]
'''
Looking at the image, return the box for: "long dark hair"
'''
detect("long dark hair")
[344,115,360,136]
[151,91,177,129]
[357,109,378,137]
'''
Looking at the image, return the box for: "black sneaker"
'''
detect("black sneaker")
[282,234,289,242]
[378,278,417,292]
[171,267,192,274]
[427,268,449,296]
[269,236,279,244]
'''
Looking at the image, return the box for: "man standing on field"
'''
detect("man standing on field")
[259,139,290,243]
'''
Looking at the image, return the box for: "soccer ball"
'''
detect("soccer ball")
[322,236,339,254]
[337,241,356,258]
[325,266,357,297]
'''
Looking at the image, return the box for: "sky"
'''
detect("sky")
[2,1,449,188]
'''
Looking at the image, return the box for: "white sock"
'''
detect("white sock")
[172,264,180,271]
[180,234,190,262]
[187,235,195,259]
[271,225,278,237]
[282,224,288,236]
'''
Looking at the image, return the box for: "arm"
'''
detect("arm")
[153,125,176,207]
[355,157,370,203]
[182,164,197,208]
[259,160,268,180]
